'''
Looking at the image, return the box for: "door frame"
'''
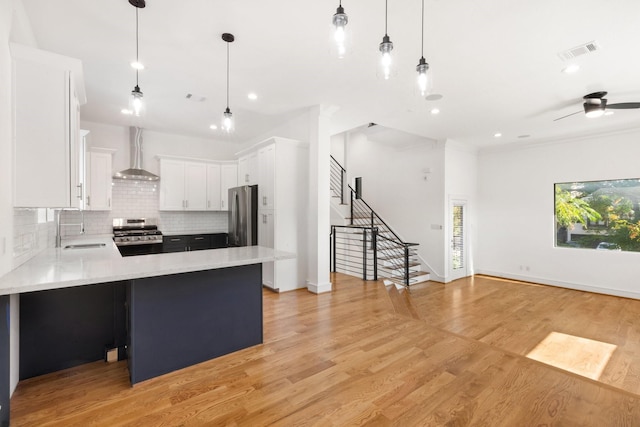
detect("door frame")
[448,197,470,281]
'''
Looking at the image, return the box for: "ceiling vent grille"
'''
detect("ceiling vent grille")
[558,41,600,61]
[185,93,207,102]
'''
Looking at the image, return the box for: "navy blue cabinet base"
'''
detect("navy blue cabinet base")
[14,263,263,391]
[127,264,263,384]
[0,295,9,427]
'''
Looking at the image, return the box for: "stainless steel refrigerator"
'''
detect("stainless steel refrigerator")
[228,185,258,247]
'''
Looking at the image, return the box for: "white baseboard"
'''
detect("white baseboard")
[307,281,332,294]
[475,269,640,300]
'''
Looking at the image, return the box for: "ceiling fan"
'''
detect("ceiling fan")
[554,91,640,121]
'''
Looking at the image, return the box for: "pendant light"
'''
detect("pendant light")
[222,33,235,133]
[332,1,348,58]
[379,0,393,80]
[129,0,145,117]
[416,0,430,96]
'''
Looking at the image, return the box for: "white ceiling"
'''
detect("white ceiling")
[18,0,640,147]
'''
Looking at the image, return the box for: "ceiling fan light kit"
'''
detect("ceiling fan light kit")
[554,91,640,121]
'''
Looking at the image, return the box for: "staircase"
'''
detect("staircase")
[329,156,430,288]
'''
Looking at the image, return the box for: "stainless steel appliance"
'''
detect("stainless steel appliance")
[113,218,163,256]
[228,185,258,247]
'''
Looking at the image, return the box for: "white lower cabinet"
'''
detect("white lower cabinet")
[86,149,114,211]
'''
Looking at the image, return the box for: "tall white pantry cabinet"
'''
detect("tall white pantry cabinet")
[238,137,308,292]
[11,43,86,208]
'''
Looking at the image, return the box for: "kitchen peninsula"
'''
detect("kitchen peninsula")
[0,238,294,423]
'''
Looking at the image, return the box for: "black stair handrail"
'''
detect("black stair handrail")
[330,155,419,287]
[348,185,418,248]
[330,224,378,281]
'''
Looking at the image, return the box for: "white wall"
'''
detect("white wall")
[341,128,448,280]
[0,0,13,278]
[81,121,242,175]
[444,141,479,280]
[477,128,640,298]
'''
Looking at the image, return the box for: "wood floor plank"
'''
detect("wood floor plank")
[10,272,640,426]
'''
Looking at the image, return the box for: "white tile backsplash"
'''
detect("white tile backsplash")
[60,179,228,238]
[13,208,52,268]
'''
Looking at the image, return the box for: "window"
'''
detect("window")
[555,178,640,252]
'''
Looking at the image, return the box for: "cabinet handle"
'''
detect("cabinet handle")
[86,195,91,207]
[221,200,224,208]
[207,200,210,208]
[245,173,249,183]
[263,196,266,206]
[77,183,83,200]
[263,214,267,224]
[108,198,111,207]
[170,238,181,242]
[194,237,205,241]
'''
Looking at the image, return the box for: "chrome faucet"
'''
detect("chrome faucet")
[55,209,85,248]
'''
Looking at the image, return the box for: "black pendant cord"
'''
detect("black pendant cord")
[226,41,230,110]
[384,0,388,36]
[421,0,424,58]
[135,6,139,88]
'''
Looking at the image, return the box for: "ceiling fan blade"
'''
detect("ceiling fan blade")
[553,110,583,121]
[607,102,640,109]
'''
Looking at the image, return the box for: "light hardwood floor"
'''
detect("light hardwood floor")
[10,273,640,426]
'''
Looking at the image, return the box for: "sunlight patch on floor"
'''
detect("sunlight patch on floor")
[526,331,617,380]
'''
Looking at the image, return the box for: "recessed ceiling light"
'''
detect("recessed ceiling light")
[248,93,258,100]
[430,108,440,115]
[494,132,502,138]
[130,61,145,70]
[518,134,530,139]
[121,108,133,115]
[562,64,580,74]
[425,93,443,101]
[210,124,218,130]
[604,111,614,116]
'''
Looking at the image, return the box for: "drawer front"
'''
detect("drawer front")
[163,236,187,253]
[188,235,211,251]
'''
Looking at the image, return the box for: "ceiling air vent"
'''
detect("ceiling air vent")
[185,93,207,102]
[558,41,600,61]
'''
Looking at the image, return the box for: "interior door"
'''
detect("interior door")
[449,200,469,281]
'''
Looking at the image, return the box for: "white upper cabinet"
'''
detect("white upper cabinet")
[184,162,207,210]
[258,144,276,210]
[238,152,258,185]
[12,43,86,208]
[86,148,115,211]
[220,164,238,211]
[159,159,186,210]
[206,164,222,210]
[159,158,238,211]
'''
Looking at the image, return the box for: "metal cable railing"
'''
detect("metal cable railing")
[329,156,420,287]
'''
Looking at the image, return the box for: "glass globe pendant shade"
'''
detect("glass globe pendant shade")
[129,85,144,117]
[416,57,429,96]
[222,107,234,133]
[379,35,393,80]
[333,4,348,58]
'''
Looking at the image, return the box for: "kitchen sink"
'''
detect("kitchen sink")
[63,243,107,249]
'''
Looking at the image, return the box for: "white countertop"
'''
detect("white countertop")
[0,236,294,295]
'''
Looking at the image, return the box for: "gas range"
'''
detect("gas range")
[113,218,163,247]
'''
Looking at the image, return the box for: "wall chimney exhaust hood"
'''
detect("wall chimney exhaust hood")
[113,127,159,181]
